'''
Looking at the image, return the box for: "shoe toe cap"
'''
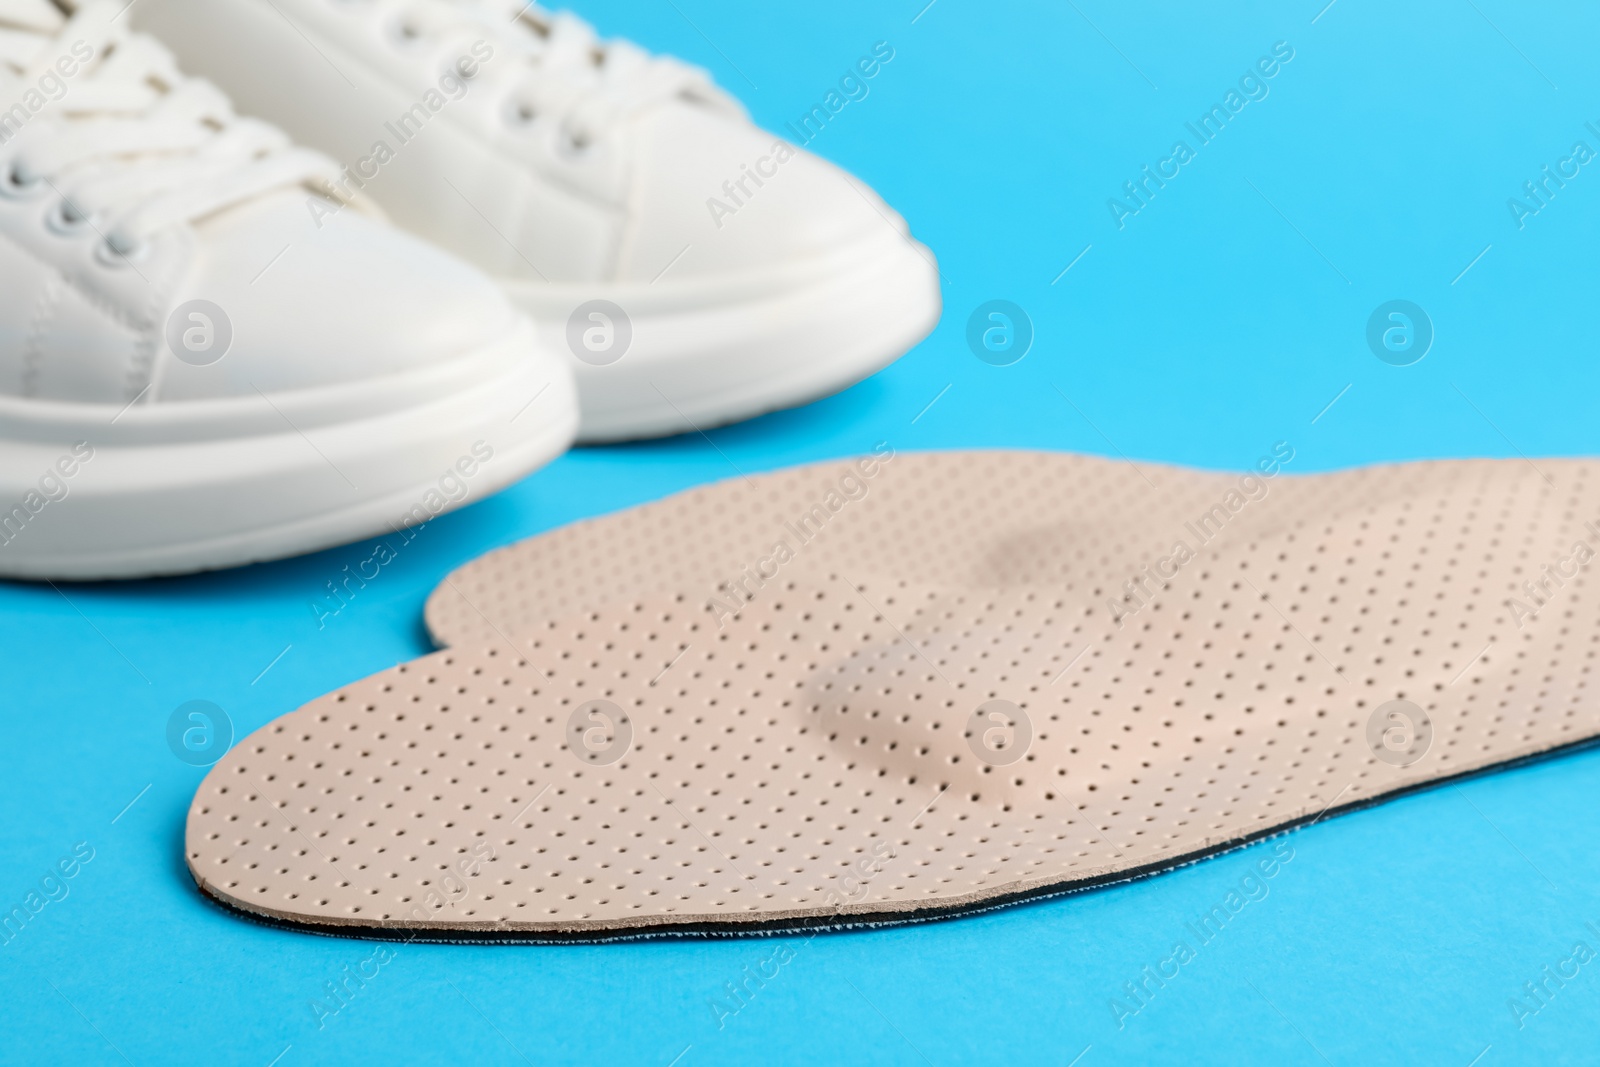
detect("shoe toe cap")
[620,104,901,282]
[158,191,524,401]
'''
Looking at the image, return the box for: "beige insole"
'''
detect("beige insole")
[187,451,1600,940]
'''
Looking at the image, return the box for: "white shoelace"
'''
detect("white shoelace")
[369,0,740,149]
[0,0,337,261]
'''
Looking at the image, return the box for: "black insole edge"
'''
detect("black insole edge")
[190,729,1600,945]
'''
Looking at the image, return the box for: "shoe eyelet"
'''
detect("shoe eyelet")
[502,99,539,128]
[45,198,95,236]
[386,15,425,48]
[95,234,149,269]
[1,161,45,200]
[557,127,595,157]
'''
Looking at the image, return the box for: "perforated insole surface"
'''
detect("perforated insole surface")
[188,451,1600,940]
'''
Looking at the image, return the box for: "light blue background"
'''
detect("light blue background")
[4,0,1599,1063]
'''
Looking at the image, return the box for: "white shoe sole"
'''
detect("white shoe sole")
[0,320,576,580]
[512,229,942,443]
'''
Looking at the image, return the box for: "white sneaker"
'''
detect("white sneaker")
[133,0,942,441]
[0,0,577,580]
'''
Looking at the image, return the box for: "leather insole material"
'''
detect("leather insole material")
[186,452,1600,939]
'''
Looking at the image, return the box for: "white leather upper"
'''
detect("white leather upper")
[617,102,889,282]
[132,0,909,286]
[154,191,522,402]
[0,0,529,406]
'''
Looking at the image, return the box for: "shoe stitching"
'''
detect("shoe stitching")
[19,271,62,399]
[277,0,638,272]
[0,229,150,398]
[123,225,189,403]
